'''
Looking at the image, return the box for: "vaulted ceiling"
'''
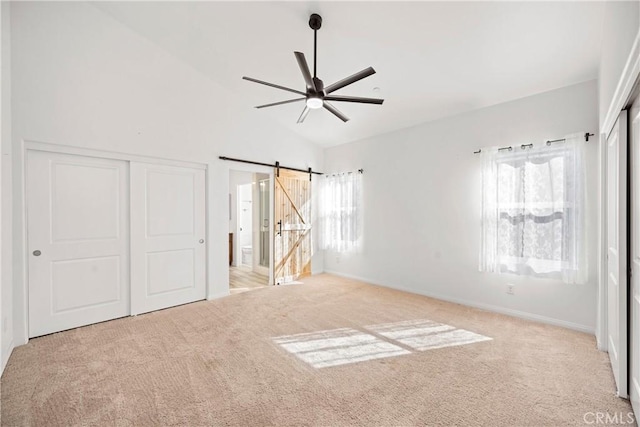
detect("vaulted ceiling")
[94,1,604,147]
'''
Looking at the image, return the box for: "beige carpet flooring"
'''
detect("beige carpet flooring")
[1,274,633,426]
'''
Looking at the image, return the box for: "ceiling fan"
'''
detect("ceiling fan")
[242,13,384,123]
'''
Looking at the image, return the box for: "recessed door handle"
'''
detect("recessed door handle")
[33,250,41,256]
[199,239,204,244]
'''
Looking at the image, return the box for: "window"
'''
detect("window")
[319,171,363,252]
[479,134,586,283]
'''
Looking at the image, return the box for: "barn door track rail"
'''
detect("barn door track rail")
[219,156,323,180]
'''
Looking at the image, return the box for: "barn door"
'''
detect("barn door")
[274,169,312,284]
[607,110,628,398]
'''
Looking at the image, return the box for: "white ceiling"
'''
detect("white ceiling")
[94,1,604,147]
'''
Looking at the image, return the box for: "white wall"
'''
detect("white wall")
[1,0,12,372]
[598,0,640,129]
[10,2,323,346]
[323,80,599,333]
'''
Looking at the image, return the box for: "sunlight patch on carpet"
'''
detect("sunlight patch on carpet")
[368,319,492,351]
[273,328,410,368]
[274,320,492,368]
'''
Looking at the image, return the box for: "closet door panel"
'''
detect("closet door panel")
[27,151,129,337]
[130,162,206,315]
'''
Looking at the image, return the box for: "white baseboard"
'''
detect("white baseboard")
[323,270,594,335]
[2,339,14,375]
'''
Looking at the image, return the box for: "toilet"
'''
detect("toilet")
[241,246,252,266]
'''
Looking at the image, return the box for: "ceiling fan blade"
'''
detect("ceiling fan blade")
[294,52,317,92]
[323,101,349,122]
[324,95,384,105]
[324,67,376,94]
[256,98,305,109]
[242,76,306,96]
[297,106,311,124]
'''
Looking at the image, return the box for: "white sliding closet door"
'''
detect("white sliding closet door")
[607,110,628,398]
[130,162,206,315]
[27,151,129,338]
[630,101,640,413]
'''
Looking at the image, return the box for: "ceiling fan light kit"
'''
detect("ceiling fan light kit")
[306,96,323,109]
[242,13,384,123]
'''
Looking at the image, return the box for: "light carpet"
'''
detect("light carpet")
[1,274,633,426]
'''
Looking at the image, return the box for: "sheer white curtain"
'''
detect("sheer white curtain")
[480,133,586,284]
[319,172,363,252]
[480,146,500,273]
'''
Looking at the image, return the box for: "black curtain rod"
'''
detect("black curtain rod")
[473,132,594,154]
[219,156,324,175]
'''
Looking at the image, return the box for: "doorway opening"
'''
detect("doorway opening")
[229,170,270,294]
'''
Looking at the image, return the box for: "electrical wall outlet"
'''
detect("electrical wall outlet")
[506,284,515,295]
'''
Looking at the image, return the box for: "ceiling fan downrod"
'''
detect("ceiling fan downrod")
[309,13,322,79]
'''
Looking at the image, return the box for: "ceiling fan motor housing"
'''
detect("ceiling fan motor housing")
[309,13,322,30]
[312,77,324,94]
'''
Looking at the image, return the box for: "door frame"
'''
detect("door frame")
[18,140,208,344]
[252,175,271,277]
[227,163,275,288]
[598,131,609,351]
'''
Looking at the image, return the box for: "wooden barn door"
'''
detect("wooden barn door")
[274,169,312,284]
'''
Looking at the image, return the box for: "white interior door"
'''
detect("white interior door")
[27,151,129,337]
[630,102,640,412]
[607,110,629,398]
[130,162,206,315]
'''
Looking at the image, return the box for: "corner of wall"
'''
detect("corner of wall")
[323,81,599,331]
